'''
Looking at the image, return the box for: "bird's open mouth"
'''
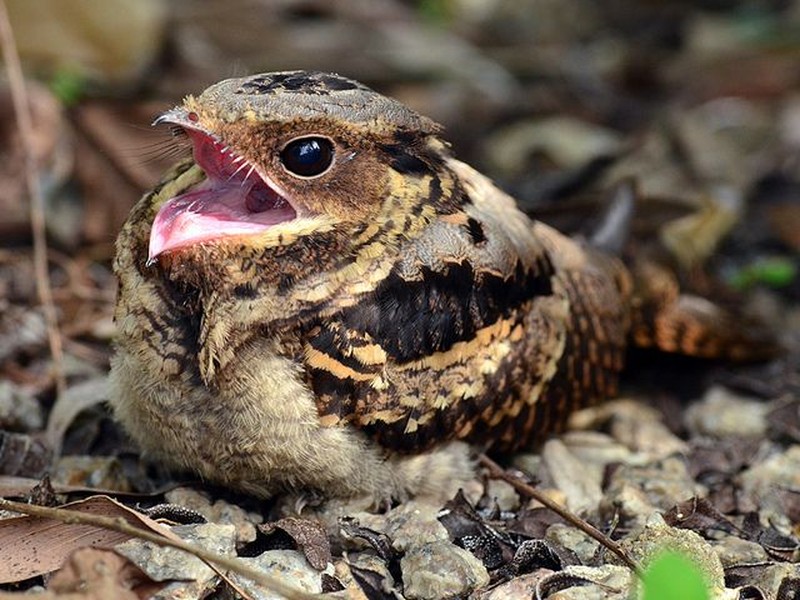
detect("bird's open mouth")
[149,127,297,260]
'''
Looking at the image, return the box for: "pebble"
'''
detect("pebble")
[548,565,632,599]
[542,438,603,514]
[594,398,688,459]
[333,552,398,597]
[545,523,600,564]
[0,380,43,430]
[620,513,727,599]
[350,499,449,553]
[685,385,769,438]
[480,570,554,599]
[484,479,520,512]
[165,487,262,543]
[115,522,237,599]
[599,482,658,530]
[231,549,333,600]
[603,455,704,513]
[738,444,800,528]
[401,540,490,600]
[713,534,768,567]
[560,430,637,472]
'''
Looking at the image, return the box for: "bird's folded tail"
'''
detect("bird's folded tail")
[628,260,780,362]
[584,180,779,362]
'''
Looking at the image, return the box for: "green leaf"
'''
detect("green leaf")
[641,551,710,600]
[416,0,452,25]
[729,257,797,290]
[50,69,86,107]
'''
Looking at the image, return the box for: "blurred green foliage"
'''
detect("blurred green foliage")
[49,68,86,106]
[729,256,797,290]
[641,552,710,600]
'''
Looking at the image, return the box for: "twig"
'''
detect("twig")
[478,453,642,576]
[0,498,324,600]
[0,0,65,396]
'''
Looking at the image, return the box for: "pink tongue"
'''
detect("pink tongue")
[148,179,295,260]
[148,130,297,260]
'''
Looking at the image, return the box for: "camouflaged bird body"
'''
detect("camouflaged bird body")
[110,71,631,500]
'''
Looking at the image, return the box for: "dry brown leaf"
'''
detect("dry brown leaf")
[0,495,172,583]
[258,517,332,570]
[0,547,160,599]
[50,547,162,599]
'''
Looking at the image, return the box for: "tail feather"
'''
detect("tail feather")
[629,261,780,361]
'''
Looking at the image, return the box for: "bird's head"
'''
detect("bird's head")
[146,71,449,275]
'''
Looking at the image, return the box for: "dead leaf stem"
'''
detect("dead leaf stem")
[0,498,324,600]
[478,453,643,576]
[0,0,65,396]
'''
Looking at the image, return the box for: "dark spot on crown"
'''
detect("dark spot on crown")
[236,71,367,96]
[320,74,361,91]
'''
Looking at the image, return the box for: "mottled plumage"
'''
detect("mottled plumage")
[109,71,767,501]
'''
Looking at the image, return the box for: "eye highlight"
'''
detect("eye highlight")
[280,136,334,177]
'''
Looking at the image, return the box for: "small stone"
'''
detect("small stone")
[542,438,602,514]
[511,452,542,478]
[713,534,768,568]
[482,570,554,599]
[116,522,236,599]
[0,380,43,430]
[231,549,332,600]
[599,482,658,530]
[484,116,622,175]
[484,478,520,512]
[545,523,600,564]
[603,456,705,513]
[165,487,262,543]
[685,385,768,438]
[351,499,449,553]
[333,552,398,598]
[739,444,800,527]
[560,431,636,472]
[548,565,632,599]
[401,540,490,600]
[583,398,687,459]
[620,513,726,599]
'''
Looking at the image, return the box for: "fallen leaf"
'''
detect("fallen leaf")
[439,490,513,571]
[339,517,396,562]
[48,547,163,599]
[663,496,743,537]
[0,495,172,583]
[257,517,331,570]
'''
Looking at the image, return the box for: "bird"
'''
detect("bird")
[109,70,773,502]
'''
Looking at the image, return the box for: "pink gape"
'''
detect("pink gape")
[149,128,296,260]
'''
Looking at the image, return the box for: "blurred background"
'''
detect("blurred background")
[2,0,800,407]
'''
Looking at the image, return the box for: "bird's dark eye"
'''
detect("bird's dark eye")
[280,137,334,177]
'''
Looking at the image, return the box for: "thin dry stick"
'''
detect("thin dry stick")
[478,453,642,577]
[0,498,324,600]
[0,0,65,396]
